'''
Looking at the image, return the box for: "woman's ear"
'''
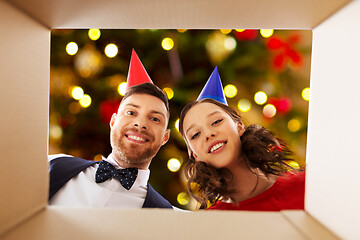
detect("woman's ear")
[188,148,198,161]
[237,122,245,137]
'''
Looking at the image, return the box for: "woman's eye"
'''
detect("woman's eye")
[126,110,135,116]
[212,119,223,126]
[191,132,200,140]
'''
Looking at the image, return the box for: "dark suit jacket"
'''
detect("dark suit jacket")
[49,156,173,209]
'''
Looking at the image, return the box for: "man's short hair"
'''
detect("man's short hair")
[121,83,170,118]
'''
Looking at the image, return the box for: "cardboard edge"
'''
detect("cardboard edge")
[312,0,353,29]
[281,210,340,240]
[3,0,51,29]
[0,204,46,238]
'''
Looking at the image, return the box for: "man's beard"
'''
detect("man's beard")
[112,128,160,166]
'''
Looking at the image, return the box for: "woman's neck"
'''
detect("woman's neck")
[227,158,277,203]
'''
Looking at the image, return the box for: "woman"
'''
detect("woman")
[178,69,305,211]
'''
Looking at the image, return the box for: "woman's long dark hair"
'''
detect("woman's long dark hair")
[179,99,294,209]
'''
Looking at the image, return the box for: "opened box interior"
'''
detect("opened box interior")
[1,0,359,239]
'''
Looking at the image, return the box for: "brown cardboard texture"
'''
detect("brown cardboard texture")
[1,0,359,239]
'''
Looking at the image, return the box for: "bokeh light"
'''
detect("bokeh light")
[177,29,187,33]
[220,29,232,34]
[161,37,174,51]
[254,91,268,105]
[88,29,101,41]
[288,118,301,132]
[238,99,251,112]
[235,29,245,32]
[104,43,118,58]
[302,87,310,101]
[287,161,300,169]
[94,154,103,161]
[224,36,237,51]
[177,192,190,205]
[167,158,181,172]
[224,84,237,98]
[118,82,127,96]
[163,87,174,99]
[49,124,63,140]
[263,104,276,118]
[260,29,274,38]
[175,119,180,131]
[66,42,78,55]
[69,102,81,114]
[79,94,92,108]
[71,86,84,100]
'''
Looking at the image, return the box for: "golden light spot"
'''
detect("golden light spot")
[161,38,174,51]
[254,91,268,105]
[260,29,274,38]
[302,87,310,101]
[288,119,301,132]
[220,29,232,34]
[118,82,127,96]
[88,29,101,41]
[79,94,92,108]
[104,44,118,58]
[163,87,174,99]
[66,42,78,55]
[263,104,276,118]
[167,158,181,172]
[224,84,237,98]
[94,154,103,161]
[175,119,180,131]
[287,161,300,169]
[177,192,190,205]
[238,99,251,112]
[71,86,84,100]
[224,36,237,51]
[49,124,63,140]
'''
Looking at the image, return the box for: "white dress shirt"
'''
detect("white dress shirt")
[49,154,150,208]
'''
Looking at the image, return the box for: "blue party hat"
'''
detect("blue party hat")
[197,67,228,105]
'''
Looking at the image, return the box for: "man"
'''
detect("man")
[49,50,173,208]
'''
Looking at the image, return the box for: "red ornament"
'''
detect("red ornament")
[277,97,292,113]
[266,34,303,71]
[99,100,121,124]
[234,30,258,41]
[268,97,292,114]
[267,37,284,50]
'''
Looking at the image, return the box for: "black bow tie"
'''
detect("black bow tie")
[95,160,138,190]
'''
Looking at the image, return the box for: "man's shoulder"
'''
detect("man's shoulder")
[48,154,98,200]
[143,183,173,209]
[49,154,92,162]
[48,154,97,168]
[48,154,74,162]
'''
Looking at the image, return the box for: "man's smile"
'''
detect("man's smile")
[125,132,150,143]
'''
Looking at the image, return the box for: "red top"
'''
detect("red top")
[207,171,305,211]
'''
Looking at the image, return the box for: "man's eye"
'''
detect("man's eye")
[212,119,223,126]
[126,111,135,116]
[151,117,160,122]
[191,132,200,140]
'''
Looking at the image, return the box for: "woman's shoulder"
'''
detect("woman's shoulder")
[277,170,305,184]
[273,170,305,198]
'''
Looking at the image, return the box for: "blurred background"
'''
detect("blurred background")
[50,29,311,210]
